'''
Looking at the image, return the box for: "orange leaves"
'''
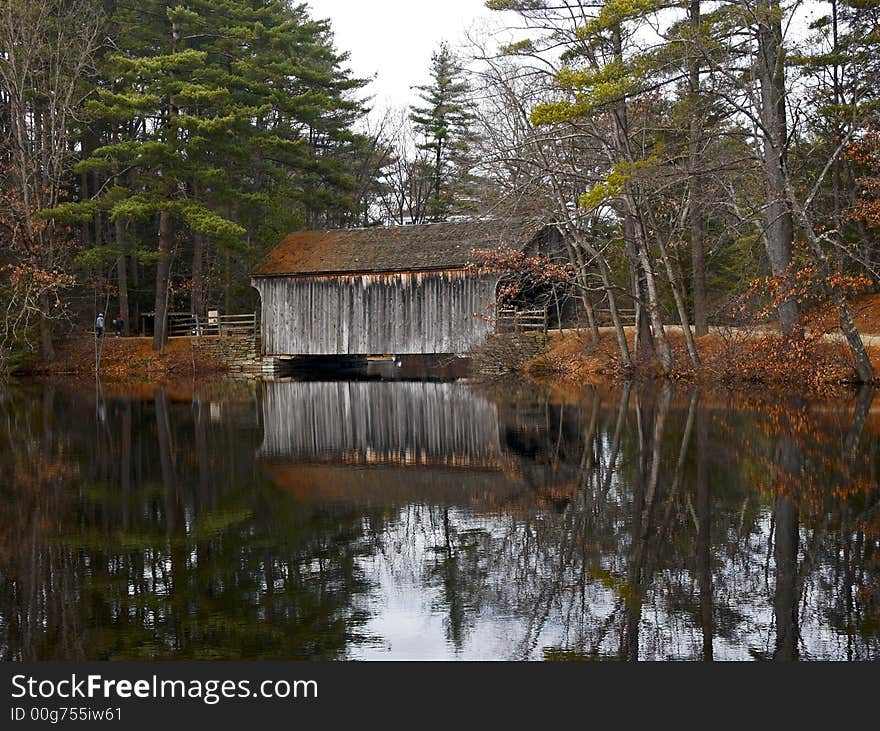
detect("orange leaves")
[734,252,873,325]
[468,246,575,306]
[0,158,81,348]
[846,126,880,228]
[469,245,575,282]
[3,264,76,291]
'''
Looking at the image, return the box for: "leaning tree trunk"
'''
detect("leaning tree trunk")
[623,214,654,362]
[559,212,632,364]
[756,1,799,335]
[38,292,55,361]
[564,235,601,345]
[610,25,658,367]
[152,210,174,351]
[644,207,702,368]
[597,255,632,369]
[786,182,874,382]
[627,196,673,374]
[569,223,633,368]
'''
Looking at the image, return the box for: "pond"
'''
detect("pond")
[0,376,878,660]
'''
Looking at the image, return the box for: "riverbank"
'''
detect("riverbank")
[20,305,880,391]
[28,335,227,379]
[503,294,880,389]
[509,327,880,389]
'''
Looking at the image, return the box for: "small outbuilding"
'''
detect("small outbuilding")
[251,219,558,357]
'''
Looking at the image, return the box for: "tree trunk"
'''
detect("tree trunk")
[564,235,601,345]
[598,255,632,369]
[564,222,631,366]
[574,226,632,367]
[756,1,799,335]
[695,404,713,660]
[611,25,660,368]
[116,254,129,336]
[623,215,654,362]
[787,182,874,382]
[581,292,600,344]
[115,218,129,336]
[644,207,702,367]
[152,210,174,351]
[191,231,205,316]
[689,0,708,336]
[773,491,799,660]
[433,138,443,219]
[38,292,54,361]
[131,249,140,334]
[92,171,102,249]
[224,250,231,315]
[80,168,90,245]
[831,0,844,270]
[629,201,673,373]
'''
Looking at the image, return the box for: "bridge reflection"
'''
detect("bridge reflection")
[258,380,581,509]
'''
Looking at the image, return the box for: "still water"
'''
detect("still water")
[1,377,878,660]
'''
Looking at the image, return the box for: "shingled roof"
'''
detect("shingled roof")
[252,218,541,277]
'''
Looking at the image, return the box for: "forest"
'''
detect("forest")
[1,0,880,383]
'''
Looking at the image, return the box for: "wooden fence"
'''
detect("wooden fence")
[165,312,257,338]
[497,304,638,332]
[495,307,548,334]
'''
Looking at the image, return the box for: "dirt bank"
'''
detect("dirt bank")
[510,327,880,389]
[27,335,226,380]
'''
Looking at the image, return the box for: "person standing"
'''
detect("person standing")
[114,312,124,337]
[96,312,105,338]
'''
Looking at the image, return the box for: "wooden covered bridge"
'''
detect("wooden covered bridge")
[251,219,562,358]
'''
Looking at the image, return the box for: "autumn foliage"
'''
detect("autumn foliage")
[0,160,78,367]
[848,126,880,229]
[468,245,575,307]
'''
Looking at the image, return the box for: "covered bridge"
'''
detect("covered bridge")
[251,219,553,357]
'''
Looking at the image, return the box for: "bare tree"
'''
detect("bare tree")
[374,107,435,225]
[0,0,103,361]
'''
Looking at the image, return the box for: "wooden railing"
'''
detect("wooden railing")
[166,312,257,338]
[496,307,548,334]
[593,307,636,326]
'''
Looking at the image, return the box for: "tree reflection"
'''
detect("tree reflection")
[0,383,380,660]
[1,379,878,660]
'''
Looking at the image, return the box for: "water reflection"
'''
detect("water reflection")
[0,379,878,660]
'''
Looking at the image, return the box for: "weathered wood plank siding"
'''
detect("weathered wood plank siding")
[253,269,499,355]
[259,380,502,466]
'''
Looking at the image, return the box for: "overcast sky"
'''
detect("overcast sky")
[305,1,828,117]
[306,0,511,111]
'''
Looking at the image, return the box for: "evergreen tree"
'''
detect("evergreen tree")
[48,0,368,349]
[409,43,477,221]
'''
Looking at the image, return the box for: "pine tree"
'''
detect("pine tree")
[409,43,477,221]
[47,0,369,349]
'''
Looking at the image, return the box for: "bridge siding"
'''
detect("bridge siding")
[253,269,499,355]
[259,380,502,465]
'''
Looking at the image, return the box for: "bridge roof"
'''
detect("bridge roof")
[252,218,542,277]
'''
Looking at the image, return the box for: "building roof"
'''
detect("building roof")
[252,218,541,277]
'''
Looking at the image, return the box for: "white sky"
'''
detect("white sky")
[306,0,511,112]
[305,0,830,118]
